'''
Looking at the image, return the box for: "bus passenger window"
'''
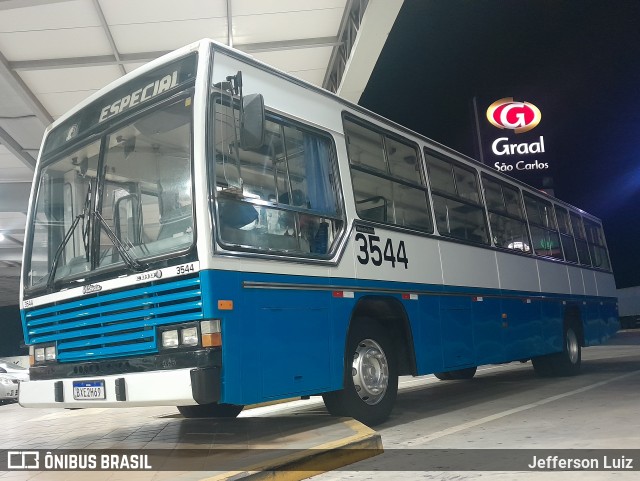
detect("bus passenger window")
[213,97,342,257]
[554,206,579,263]
[344,117,432,232]
[426,152,488,244]
[584,219,610,270]
[569,212,592,266]
[524,194,562,259]
[482,174,530,253]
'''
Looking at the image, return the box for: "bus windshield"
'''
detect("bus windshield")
[26,97,194,291]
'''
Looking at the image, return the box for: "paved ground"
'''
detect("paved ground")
[1,330,639,480]
[309,329,640,480]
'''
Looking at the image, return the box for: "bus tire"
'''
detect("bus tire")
[531,355,553,377]
[532,324,582,377]
[555,324,582,376]
[177,403,244,418]
[322,321,398,426]
[434,371,452,380]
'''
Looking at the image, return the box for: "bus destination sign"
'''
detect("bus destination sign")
[98,70,179,123]
[42,52,197,158]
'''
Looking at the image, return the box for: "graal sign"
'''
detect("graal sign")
[475,96,553,189]
[486,98,541,133]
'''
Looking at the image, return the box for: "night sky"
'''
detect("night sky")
[361,0,640,288]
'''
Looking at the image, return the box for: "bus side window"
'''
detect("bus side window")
[554,205,579,263]
[584,219,610,270]
[214,101,343,256]
[344,117,432,232]
[524,194,563,259]
[482,174,530,253]
[425,152,488,244]
[569,212,591,266]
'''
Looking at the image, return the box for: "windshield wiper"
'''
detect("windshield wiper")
[46,184,93,291]
[93,210,148,272]
[46,213,86,291]
[45,188,147,290]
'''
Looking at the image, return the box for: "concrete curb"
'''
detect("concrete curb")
[201,419,383,481]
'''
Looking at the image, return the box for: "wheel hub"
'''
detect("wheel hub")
[351,339,389,405]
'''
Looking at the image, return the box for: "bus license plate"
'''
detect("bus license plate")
[72,380,106,400]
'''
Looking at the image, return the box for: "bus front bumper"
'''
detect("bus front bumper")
[19,350,221,408]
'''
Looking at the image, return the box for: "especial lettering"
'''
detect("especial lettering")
[99,71,178,123]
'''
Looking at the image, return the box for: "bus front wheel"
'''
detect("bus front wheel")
[322,321,398,426]
[177,402,244,418]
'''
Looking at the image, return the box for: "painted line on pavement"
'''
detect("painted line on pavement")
[400,368,640,446]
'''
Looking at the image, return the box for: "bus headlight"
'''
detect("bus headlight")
[181,327,198,346]
[158,322,219,349]
[34,347,45,362]
[161,330,179,348]
[45,346,57,361]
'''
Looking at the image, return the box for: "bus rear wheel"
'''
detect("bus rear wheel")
[532,324,581,377]
[178,402,244,418]
[322,321,398,426]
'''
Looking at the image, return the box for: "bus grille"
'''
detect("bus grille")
[24,274,203,362]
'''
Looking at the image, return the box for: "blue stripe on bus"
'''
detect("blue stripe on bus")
[195,268,618,405]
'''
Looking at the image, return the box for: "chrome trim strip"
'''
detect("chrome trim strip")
[241,280,617,303]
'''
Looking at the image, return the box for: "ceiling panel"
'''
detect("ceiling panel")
[253,46,334,74]
[0,117,44,149]
[0,27,112,61]
[99,0,227,25]
[233,9,342,45]
[124,62,148,74]
[0,72,35,117]
[0,145,32,168]
[0,0,100,31]
[232,0,347,16]
[0,167,33,182]
[289,68,328,86]
[110,19,227,54]
[19,65,122,94]
[38,89,100,118]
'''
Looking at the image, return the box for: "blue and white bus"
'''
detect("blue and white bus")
[19,39,618,426]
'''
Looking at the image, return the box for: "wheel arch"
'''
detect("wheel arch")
[347,295,418,376]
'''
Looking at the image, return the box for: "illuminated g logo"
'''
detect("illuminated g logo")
[486,98,541,134]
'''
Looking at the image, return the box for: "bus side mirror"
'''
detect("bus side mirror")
[240,93,265,150]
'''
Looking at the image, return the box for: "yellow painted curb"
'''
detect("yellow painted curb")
[200,418,383,481]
